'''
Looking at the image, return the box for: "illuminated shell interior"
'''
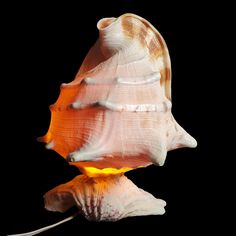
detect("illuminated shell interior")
[39,13,197,176]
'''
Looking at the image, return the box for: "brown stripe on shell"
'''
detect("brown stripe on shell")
[135,19,154,49]
[160,67,171,99]
[122,16,148,47]
[121,16,134,38]
[147,27,166,59]
[121,14,171,99]
[148,38,163,58]
[140,19,154,36]
[160,67,171,86]
[139,20,163,58]
[138,26,148,47]
[122,15,165,59]
[155,32,165,50]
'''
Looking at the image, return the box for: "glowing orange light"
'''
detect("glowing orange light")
[83,166,134,177]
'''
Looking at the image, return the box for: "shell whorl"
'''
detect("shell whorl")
[39,13,196,175]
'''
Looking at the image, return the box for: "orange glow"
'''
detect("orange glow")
[82,166,133,177]
[39,73,153,173]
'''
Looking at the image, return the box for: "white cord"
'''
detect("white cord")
[7,213,78,236]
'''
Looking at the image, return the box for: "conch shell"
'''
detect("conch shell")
[7,14,197,236]
[39,13,197,177]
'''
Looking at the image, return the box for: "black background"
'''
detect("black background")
[1,1,225,235]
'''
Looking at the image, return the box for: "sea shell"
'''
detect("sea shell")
[39,13,197,176]
[44,174,166,221]
[6,14,198,236]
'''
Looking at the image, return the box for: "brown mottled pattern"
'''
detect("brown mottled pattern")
[160,69,165,87]
[140,20,163,58]
[160,67,170,86]
[141,20,153,34]
[148,38,163,58]
[138,26,147,47]
[122,16,148,47]
[165,67,171,82]
[122,15,164,59]
[121,16,133,38]
[160,67,171,99]
[155,32,165,50]
[121,14,171,99]
[136,20,149,47]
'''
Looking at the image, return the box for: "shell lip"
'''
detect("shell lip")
[97,17,117,31]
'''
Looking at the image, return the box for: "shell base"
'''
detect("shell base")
[44,174,166,221]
